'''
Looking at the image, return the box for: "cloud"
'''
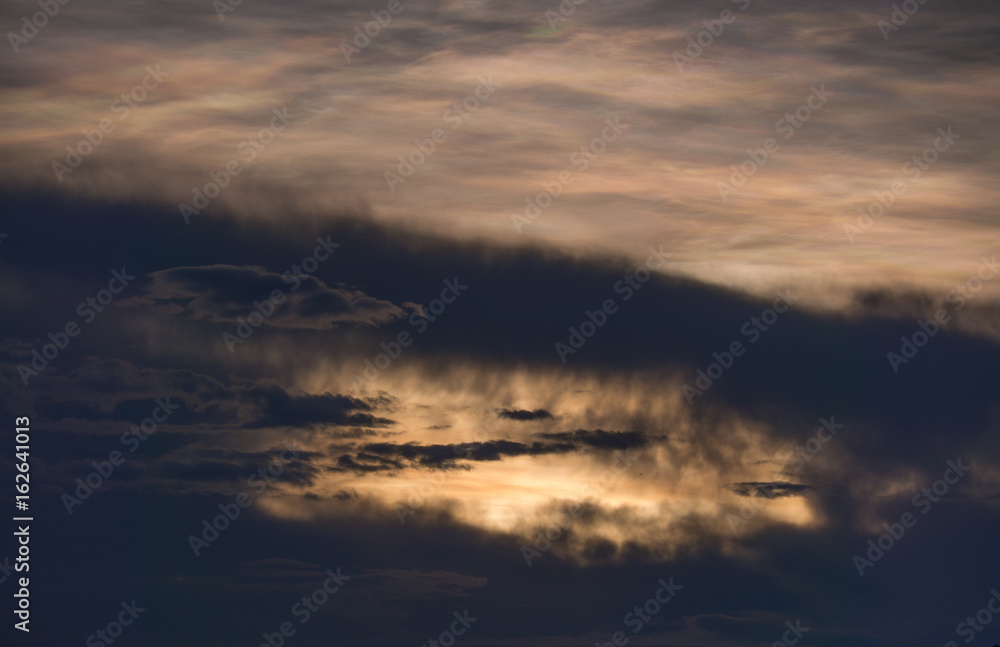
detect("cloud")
[128,264,407,329]
[333,439,578,473]
[242,382,395,429]
[498,408,554,421]
[535,429,655,450]
[726,481,814,499]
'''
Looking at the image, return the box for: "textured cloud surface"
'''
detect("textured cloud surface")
[1,1,998,646]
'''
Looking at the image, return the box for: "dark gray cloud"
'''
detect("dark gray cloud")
[536,429,654,450]
[497,408,553,421]
[335,439,577,473]
[242,383,394,429]
[129,264,406,329]
[726,481,814,499]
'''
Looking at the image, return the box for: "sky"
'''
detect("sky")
[0,0,999,646]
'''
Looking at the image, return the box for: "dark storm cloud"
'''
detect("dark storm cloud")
[0,0,998,642]
[17,474,996,647]
[497,408,553,421]
[0,187,998,647]
[3,351,393,434]
[1,189,998,477]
